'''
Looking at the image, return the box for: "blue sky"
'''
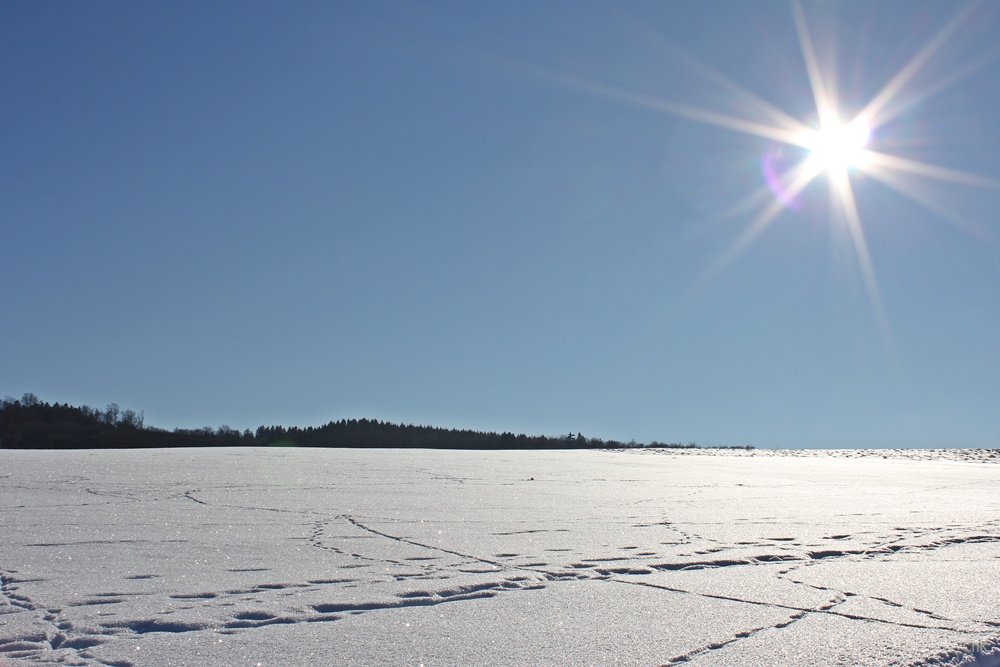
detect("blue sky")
[3,1,999,448]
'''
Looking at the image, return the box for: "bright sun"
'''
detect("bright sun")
[801,115,872,174]
[555,0,997,347]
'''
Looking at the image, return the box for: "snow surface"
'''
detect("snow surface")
[1,447,998,666]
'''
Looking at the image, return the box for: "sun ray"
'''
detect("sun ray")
[694,159,824,287]
[514,1,995,343]
[671,56,811,137]
[860,1,982,124]
[863,151,1000,189]
[863,164,994,241]
[537,68,808,147]
[869,45,999,128]
[620,92,807,147]
[718,181,787,225]
[832,172,894,353]
[792,0,836,127]
[620,22,812,136]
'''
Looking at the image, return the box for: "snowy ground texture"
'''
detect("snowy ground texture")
[1,447,999,666]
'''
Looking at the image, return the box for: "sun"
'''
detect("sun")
[801,115,872,175]
[545,0,996,348]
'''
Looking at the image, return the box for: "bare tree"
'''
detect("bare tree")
[104,403,121,425]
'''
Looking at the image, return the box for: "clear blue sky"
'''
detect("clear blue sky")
[3,1,999,448]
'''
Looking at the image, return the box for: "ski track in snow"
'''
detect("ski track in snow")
[0,447,998,666]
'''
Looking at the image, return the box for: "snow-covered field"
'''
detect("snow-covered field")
[1,447,998,666]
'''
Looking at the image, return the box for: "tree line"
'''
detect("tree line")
[0,394,751,450]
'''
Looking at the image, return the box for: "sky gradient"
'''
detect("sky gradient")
[3,1,999,448]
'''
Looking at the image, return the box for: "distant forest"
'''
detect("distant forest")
[0,394,750,451]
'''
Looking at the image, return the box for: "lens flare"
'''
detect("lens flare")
[535,0,998,349]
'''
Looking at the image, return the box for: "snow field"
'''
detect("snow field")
[1,447,998,666]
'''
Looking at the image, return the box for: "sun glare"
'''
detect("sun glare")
[549,0,997,350]
[802,116,872,173]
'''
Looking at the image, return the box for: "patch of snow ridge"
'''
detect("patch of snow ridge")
[922,639,1000,667]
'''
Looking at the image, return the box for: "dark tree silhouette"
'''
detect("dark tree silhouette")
[0,394,750,451]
